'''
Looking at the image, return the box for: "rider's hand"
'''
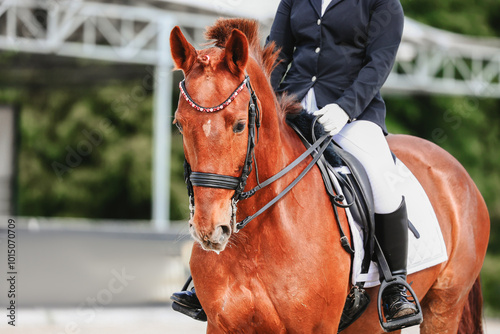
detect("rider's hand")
[313,103,350,136]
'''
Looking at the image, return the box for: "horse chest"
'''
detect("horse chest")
[208,277,287,332]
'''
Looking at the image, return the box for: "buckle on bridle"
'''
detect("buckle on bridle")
[231,198,239,233]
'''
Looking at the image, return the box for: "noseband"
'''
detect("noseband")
[180,75,333,232]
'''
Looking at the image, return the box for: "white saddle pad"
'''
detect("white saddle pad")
[330,158,448,288]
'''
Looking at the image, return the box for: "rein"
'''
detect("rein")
[181,74,332,231]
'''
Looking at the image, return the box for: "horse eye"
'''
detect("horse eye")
[233,120,246,133]
[174,119,183,133]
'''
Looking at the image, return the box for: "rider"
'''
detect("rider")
[172,0,419,325]
[267,0,418,322]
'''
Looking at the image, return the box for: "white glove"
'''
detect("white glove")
[313,103,350,136]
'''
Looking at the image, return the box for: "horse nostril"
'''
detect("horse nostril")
[220,225,231,236]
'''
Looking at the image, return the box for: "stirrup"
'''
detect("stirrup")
[172,301,207,322]
[338,285,371,332]
[377,276,422,332]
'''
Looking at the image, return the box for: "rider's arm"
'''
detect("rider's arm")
[335,0,404,119]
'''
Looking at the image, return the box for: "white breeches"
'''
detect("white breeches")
[332,121,402,214]
[301,90,402,214]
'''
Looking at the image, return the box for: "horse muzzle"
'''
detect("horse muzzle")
[189,220,233,253]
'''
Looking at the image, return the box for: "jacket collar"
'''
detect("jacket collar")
[309,0,345,17]
[324,0,345,13]
[308,0,322,17]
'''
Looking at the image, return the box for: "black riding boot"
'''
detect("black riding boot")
[171,288,202,309]
[171,279,207,322]
[375,198,418,321]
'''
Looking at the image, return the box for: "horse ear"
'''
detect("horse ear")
[224,29,249,75]
[170,26,197,73]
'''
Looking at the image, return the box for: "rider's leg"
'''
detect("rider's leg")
[374,198,418,319]
[333,120,418,320]
[333,120,401,214]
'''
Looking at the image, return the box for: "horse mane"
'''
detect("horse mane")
[205,18,302,116]
[205,18,276,76]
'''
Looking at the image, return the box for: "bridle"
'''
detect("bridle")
[179,74,333,232]
[180,75,260,231]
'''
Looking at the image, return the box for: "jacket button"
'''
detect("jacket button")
[312,76,317,82]
[317,19,321,25]
[315,47,320,53]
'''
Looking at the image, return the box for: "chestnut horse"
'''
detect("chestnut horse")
[170,19,490,333]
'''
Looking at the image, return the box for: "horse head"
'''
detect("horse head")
[170,26,253,253]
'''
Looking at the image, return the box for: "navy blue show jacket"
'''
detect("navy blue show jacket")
[267,0,404,134]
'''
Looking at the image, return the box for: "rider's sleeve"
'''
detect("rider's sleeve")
[266,0,295,91]
[335,0,404,119]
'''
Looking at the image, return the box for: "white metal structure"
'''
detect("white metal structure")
[0,0,219,230]
[388,18,500,97]
[0,0,499,229]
